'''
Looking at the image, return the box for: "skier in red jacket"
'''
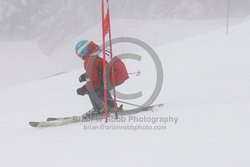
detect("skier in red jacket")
[75,40,129,116]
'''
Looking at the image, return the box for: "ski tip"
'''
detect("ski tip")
[47,118,57,122]
[29,121,39,127]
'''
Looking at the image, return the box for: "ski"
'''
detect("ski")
[46,104,164,121]
[29,115,99,128]
[29,103,164,128]
[29,118,74,128]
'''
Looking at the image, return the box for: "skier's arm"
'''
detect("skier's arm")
[79,73,88,82]
[84,65,101,91]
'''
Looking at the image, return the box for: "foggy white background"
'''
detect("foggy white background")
[1,0,250,53]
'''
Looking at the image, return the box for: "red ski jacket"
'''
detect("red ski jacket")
[83,42,129,91]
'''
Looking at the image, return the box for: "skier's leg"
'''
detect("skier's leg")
[107,90,115,109]
[106,82,116,109]
[94,82,115,110]
[96,85,115,109]
[88,89,104,111]
[87,80,118,112]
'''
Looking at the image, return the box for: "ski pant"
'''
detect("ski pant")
[88,82,115,111]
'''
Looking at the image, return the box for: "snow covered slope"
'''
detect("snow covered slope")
[0,20,250,167]
[3,18,249,89]
[51,18,249,69]
[0,41,68,89]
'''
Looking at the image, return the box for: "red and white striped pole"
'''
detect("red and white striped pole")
[102,0,117,122]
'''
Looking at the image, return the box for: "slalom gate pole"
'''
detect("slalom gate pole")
[226,0,230,35]
[106,0,118,119]
[101,0,108,122]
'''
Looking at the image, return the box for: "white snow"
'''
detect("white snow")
[51,18,249,69]
[0,20,250,167]
[0,41,68,89]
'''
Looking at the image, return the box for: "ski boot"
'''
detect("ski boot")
[84,108,104,118]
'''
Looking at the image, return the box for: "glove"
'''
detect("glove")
[79,73,88,83]
[77,86,88,96]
